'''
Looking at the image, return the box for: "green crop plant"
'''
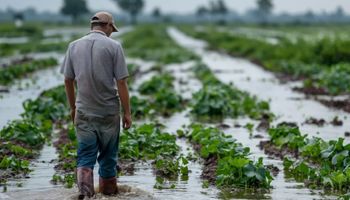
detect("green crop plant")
[186,124,273,189]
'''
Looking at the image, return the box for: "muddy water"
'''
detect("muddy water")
[168,27,350,143]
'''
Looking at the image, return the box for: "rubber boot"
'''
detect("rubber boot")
[77,167,95,199]
[99,176,118,195]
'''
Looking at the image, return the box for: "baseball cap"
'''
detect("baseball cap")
[90,11,118,32]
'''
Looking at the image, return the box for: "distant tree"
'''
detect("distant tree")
[335,6,345,17]
[209,1,216,15]
[152,7,161,18]
[209,0,228,15]
[61,0,89,23]
[217,0,229,15]
[256,0,273,24]
[257,0,273,15]
[112,0,144,24]
[196,6,209,16]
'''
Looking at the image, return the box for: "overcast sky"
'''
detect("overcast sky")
[1,0,350,14]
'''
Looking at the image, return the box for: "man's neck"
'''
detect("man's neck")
[90,29,107,36]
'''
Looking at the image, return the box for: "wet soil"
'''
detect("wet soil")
[303,117,326,127]
[330,116,343,126]
[320,98,350,114]
[256,114,271,132]
[293,86,329,96]
[201,155,218,184]
[266,165,280,177]
[191,142,217,185]
[259,141,300,160]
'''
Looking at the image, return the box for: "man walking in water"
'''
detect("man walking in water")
[61,11,131,198]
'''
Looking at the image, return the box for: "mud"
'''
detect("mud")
[319,98,350,113]
[293,86,329,96]
[330,116,343,126]
[259,141,300,160]
[266,165,280,177]
[303,117,326,127]
[200,154,218,185]
[118,161,136,176]
[256,114,271,132]
[216,123,231,129]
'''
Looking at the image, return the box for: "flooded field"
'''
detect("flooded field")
[1,23,350,200]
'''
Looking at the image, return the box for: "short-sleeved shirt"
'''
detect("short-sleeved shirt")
[60,30,129,117]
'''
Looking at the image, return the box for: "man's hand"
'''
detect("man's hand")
[123,113,132,129]
[71,108,76,124]
[117,78,132,130]
[64,78,76,124]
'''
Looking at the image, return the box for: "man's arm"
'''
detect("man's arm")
[116,78,132,129]
[64,78,76,123]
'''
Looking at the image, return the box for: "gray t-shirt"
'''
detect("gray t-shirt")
[60,30,129,116]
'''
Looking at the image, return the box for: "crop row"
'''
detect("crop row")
[180,124,273,189]
[190,62,272,121]
[0,57,58,85]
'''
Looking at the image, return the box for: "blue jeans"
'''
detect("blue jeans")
[74,110,120,178]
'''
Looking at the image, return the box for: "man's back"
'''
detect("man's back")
[61,31,128,116]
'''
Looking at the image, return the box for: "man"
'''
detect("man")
[60,11,132,198]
